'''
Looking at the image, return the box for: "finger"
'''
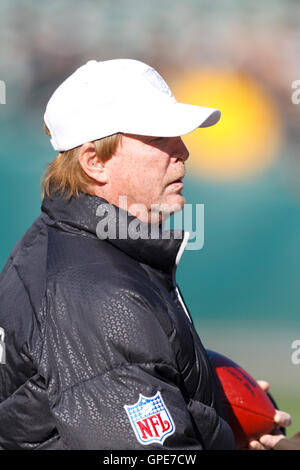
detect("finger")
[249,440,267,450]
[256,380,269,392]
[274,410,292,427]
[260,434,285,448]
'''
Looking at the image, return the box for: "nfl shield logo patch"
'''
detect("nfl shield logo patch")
[124,391,175,445]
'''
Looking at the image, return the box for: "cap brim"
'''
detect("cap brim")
[118,102,221,137]
[47,102,221,151]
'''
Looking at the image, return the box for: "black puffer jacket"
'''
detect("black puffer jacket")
[0,192,235,450]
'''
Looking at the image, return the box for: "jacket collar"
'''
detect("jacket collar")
[41,192,188,274]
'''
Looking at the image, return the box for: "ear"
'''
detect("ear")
[78,142,108,184]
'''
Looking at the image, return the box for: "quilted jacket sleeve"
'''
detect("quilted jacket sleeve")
[39,269,234,450]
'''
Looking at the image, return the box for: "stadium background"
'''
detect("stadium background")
[0,0,299,437]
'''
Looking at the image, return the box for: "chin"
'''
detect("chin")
[159,196,185,220]
[168,194,185,212]
[148,195,185,224]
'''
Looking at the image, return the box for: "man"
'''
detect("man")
[0,59,288,450]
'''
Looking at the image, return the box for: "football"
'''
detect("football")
[206,349,276,449]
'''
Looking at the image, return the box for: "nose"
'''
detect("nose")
[171,137,189,162]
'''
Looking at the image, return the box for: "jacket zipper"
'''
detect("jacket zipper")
[175,285,193,323]
[0,327,6,364]
[172,231,193,323]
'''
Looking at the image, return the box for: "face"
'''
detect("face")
[103,134,189,223]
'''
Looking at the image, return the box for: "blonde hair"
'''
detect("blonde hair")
[42,124,122,200]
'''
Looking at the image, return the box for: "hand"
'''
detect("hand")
[248,380,292,450]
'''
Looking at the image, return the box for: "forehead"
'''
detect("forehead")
[122,133,179,146]
[123,133,157,142]
[120,135,178,161]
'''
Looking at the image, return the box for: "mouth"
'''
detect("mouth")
[169,177,184,190]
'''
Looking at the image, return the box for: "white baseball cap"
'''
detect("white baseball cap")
[44,59,221,151]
